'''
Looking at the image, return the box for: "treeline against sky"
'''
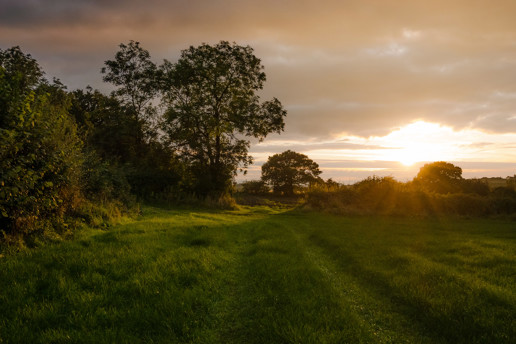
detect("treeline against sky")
[306,162,516,217]
[2,42,515,249]
[0,41,286,248]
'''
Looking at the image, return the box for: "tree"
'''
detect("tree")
[160,41,286,196]
[100,42,182,197]
[70,87,140,162]
[0,47,83,237]
[101,40,160,151]
[70,87,181,199]
[414,161,463,194]
[261,150,322,195]
[101,41,158,120]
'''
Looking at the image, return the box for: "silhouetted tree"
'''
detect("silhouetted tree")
[101,41,159,122]
[99,42,183,198]
[261,150,321,195]
[414,161,463,194]
[70,87,141,162]
[160,41,286,196]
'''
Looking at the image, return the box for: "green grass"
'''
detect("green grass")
[0,206,514,343]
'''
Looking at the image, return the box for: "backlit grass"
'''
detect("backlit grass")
[0,206,514,343]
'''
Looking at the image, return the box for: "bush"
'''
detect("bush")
[305,175,516,217]
[0,62,84,241]
[241,180,269,195]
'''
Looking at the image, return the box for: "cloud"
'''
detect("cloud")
[250,140,387,154]
[2,0,516,180]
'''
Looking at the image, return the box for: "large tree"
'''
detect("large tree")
[101,41,160,147]
[101,41,158,120]
[261,150,322,195]
[160,41,286,196]
[100,42,181,197]
[414,161,463,194]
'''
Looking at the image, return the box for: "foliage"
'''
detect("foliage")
[306,170,516,217]
[70,87,140,162]
[80,152,133,205]
[414,161,463,194]
[70,86,181,200]
[241,180,270,195]
[101,40,159,124]
[160,41,286,197]
[461,178,490,196]
[261,150,322,195]
[0,48,83,241]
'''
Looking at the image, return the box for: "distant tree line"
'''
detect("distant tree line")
[0,41,286,247]
[240,157,516,216]
[305,162,516,216]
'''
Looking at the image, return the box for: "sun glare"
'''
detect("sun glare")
[372,121,457,166]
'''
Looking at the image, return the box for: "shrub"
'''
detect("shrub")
[0,59,84,241]
[241,180,269,195]
[305,174,516,217]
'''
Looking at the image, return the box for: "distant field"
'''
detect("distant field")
[0,206,514,343]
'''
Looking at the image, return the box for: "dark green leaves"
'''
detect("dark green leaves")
[102,40,158,121]
[161,41,286,196]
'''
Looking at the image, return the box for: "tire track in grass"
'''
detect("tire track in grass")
[294,213,516,344]
[284,213,435,344]
[215,210,373,344]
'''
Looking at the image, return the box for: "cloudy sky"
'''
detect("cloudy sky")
[2,0,516,182]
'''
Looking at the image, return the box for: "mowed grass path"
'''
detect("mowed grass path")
[0,206,515,343]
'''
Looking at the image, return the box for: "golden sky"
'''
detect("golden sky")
[2,0,516,181]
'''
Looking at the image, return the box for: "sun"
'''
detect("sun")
[392,143,442,166]
[397,149,421,166]
[375,121,457,166]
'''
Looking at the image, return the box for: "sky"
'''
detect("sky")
[2,0,516,182]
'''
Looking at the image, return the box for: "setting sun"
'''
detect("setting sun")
[376,121,457,166]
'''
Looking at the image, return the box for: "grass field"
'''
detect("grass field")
[0,205,515,343]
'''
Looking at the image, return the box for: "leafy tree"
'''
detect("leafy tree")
[414,161,463,194]
[160,41,286,196]
[0,46,44,128]
[101,41,158,122]
[70,87,181,199]
[261,150,321,195]
[70,87,141,162]
[0,47,83,238]
[100,42,182,198]
[101,40,161,162]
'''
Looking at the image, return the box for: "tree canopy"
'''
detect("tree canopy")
[101,41,158,122]
[261,150,322,195]
[160,41,286,196]
[414,161,463,194]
